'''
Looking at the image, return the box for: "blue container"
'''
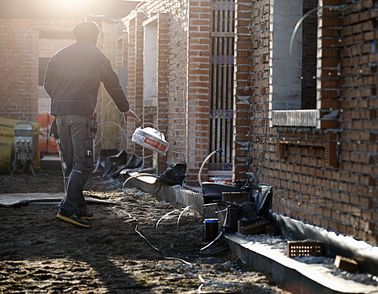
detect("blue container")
[203,218,219,241]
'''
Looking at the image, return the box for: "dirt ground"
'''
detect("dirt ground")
[0,170,291,293]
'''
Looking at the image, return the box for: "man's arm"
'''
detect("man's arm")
[99,58,130,112]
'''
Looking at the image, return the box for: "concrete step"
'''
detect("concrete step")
[40,154,61,171]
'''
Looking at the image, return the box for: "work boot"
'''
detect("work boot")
[56,209,91,228]
[78,190,93,219]
[78,209,94,220]
[60,170,88,216]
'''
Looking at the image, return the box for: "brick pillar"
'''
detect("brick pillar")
[185,0,211,185]
[233,0,255,183]
[318,0,342,128]
[127,18,137,148]
[127,13,145,157]
[156,13,170,174]
[135,13,146,157]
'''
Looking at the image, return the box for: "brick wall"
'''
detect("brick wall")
[122,0,211,181]
[38,38,73,58]
[338,0,377,244]
[0,19,39,121]
[0,19,78,121]
[240,0,377,245]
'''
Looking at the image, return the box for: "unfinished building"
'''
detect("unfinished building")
[0,0,377,248]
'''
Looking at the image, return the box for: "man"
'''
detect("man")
[44,21,140,228]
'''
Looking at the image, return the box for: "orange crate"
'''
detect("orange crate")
[287,240,324,257]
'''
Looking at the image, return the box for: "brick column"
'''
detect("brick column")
[127,13,145,157]
[233,0,255,183]
[185,0,212,185]
[318,0,342,128]
[156,13,170,173]
[127,18,137,148]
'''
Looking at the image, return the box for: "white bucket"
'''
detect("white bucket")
[132,127,168,156]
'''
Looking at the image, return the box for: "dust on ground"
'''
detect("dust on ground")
[0,171,291,293]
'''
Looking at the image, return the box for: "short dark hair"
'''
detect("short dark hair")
[73,21,100,43]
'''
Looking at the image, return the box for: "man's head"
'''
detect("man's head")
[73,21,100,45]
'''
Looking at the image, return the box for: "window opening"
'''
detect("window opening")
[270,0,319,127]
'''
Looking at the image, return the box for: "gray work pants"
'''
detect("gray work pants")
[56,115,93,214]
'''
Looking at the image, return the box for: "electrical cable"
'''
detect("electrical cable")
[176,206,191,229]
[289,5,346,56]
[121,211,193,267]
[97,121,128,145]
[198,149,222,188]
[155,209,179,230]
[135,224,161,253]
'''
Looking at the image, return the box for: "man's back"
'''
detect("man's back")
[44,42,128,116]
[44,42,107,116]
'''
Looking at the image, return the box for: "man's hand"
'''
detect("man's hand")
[124,109,141,122]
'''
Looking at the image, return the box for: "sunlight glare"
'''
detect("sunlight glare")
[53,0,90,11]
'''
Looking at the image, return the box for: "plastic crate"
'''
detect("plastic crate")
[287,240,324,257]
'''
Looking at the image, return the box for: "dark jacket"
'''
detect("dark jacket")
[44,42,129,116]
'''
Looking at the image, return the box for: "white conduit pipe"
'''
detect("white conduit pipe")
[197,149,222,188]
